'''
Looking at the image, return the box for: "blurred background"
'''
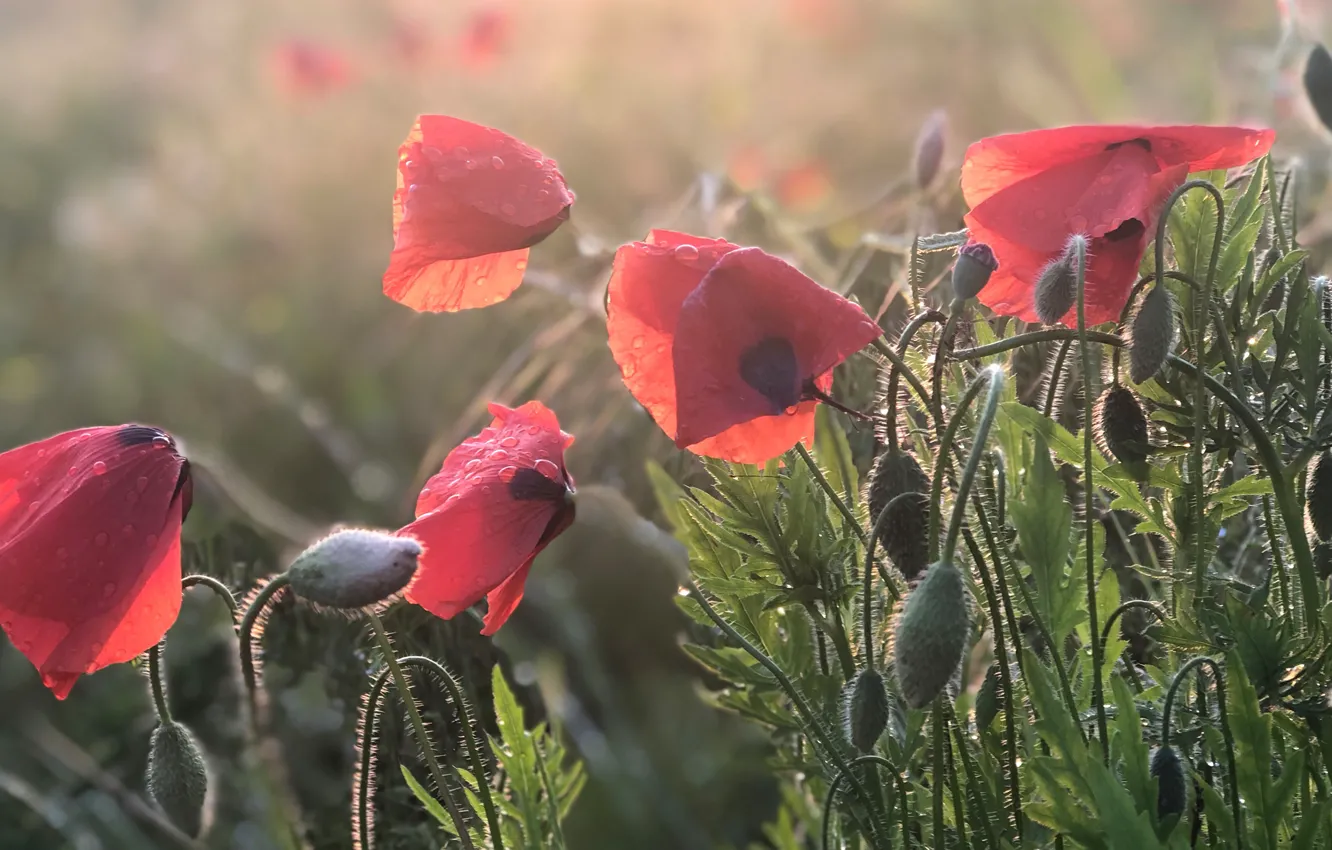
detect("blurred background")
[0,0,1327,847]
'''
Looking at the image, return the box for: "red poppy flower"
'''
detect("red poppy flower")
[383,115,575,313]
[607,231,882,463]
[271,40,353,97]
[961,124,1275,325]
[0,426,191,699]
[399,402,574,635]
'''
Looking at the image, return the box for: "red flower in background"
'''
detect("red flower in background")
[271,40,353,97]
[962,124,1274,325]
[400,402,575,635]
[460,6,510,69]
[383,115,575,313]
[607,231,882,463]
[0,426,191,699]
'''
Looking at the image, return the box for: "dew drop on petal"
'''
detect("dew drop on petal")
[465,158,479,170]
[534,458,561,480]
[122,524,135,538]
[631,336,645,350]
[489,449,509,461]
[501,202,517,216]
[623,362,637,378]
[36,449,46,458]
[445,493,462,507]
[94,532,109,546]
[492,155,505,169]
[500,436,519,448]
[673,244,700,263]
[536,188,550,200]
[499,465,518,482]
[92,461,107,476]
[515,258,527,271]
[67,466,78,477]
[475,275,489,286]
[783,405,799,416]
[464,459,482,473]
[136,476,150,492]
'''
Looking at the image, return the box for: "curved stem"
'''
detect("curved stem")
[1100,600,1168,646]
[863,492,923,668]
[944,702,1000,850]
[1168,354,1320,622]
[1161,656,1243,848]
[181,575,239,616]
[950,329,1123,362]
[927,371,991,563]
[1261,496,1294,623]
[932,300,966,443]
[239,573,291,719]
[885,310,947,451]
[1045,339,1073,419]
[147,641,172,724]
[355,669,392,850]
[820,754,906,850]
[943,367,1004,565]
[795,443,865,544]
[872,336,933,419]
[365,610,475,850]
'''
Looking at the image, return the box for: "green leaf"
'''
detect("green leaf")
[1292,801,1331,850]
[1194,773,1237,847]
[400,764,460,834]
[1010,434,1078,642]
[1110,676,1154,819]
[1226,651,1275,850]
[814,404,857,507]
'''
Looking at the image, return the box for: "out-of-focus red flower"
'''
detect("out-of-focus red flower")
[391,19,430,68]
[459,6,510,69]
[607,231,882,463]
[383,115,574,313]
[0,426,191,699]
[775,161,833,212]
[399,402,574,635]
[961,125,1274,325]
[271,39,353,97]
[727,145,769,193]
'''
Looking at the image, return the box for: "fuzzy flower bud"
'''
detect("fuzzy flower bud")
[844,669,890,753]
[1306,452,1332,541]
[1305,44,1332,133]
[912,109,947,190]
[892,560,970,709]
[147,721,211,838]
[951,242,999,301]
[865,449,930,581]
[1094,386,1150,476]
[287,529,421,609]
[1128,284,1176,384]
[1150,745,1189,826]
[1033,235,1088,325]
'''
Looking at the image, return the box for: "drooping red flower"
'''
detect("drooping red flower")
[607,231,882,463]
[0,426,191,699]
[399,402,575,635]
[383,115,575,313]
[270,39,354,97]
[961,124,1275,325]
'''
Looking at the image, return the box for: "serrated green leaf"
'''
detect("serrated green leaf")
[400,764,461,834]
[1011,434,1078,643]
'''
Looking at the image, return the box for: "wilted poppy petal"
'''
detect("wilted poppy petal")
[0,426,189,698]
[671,248,881,452]
[606,230,741,440]
[402,401,574,633]
[384,115,574,313]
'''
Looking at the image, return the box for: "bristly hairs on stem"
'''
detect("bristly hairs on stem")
[1161,656,1243,846]
[927,364,1005,565]
[146,576,240,725]
[238,574,292,724]
[821,755,914,850]
[881,310,946,451]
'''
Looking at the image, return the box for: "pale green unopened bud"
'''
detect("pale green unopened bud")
[287,529,421,609]
[1128,284,1175,384]
[147,721,211,838]
[844,669,890,753]
[1150,745,1189,828]
[1033,235,1087,326]
[892,560,970,709]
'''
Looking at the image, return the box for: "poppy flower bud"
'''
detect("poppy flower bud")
[1305,44,1332,133]
[843,669,890,753]
[286,529,421,609]
[1094,386,1150,475]
[1128,284,1175,384]
[892,560,970,709]
[865,449,930,581]
[912,109,947,190]
[951,242,999,301]
[1306,452,1332,541]
[974,662,1002,730]
[1033,235,1088,325]
[147,721,211,838]
[1150,745,1189,826]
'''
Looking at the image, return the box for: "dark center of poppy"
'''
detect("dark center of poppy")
[117,425,174,448]
[739,336,801,413]
[1105,138,1152,153]
[1104,218,1145,242]
[508,466,571,503]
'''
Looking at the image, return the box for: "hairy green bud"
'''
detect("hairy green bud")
[1150,745,1189,828]
[843,669,890,753]
[1128,284,1175,384]
[892,560,970,709]
[1094,386,1150,476]
[865,449,931,581]
[1306,452,1332,541]
[287,528,421,609]
[147,721,211,838]
[1033,235,1087,326]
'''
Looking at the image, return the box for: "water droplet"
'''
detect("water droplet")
[67,466,78,477]
[501,202,517,216]
[92,461,107,476]
[137,476,150,492]
[515,183,528,196]
[623,362,637,377]
[783,405,799,416]
[515,258,528,271]
[464,158,479,170]
[452,145,469,157]
[420,486,432,499]
[537,188,550,200]
[491,155,505,169]
[499,465,518,481]
[464,459,482,473]
[79,432,92,441]
[93,532,108,547]
[56,547,67,559]
[152,435,171,449]
[36,449,46,458]
[445,493,462,507]
[101,583,116,599]
[534,458,560,479]
[500,436,520,448]
[632,336,645,350]
[489,449,510,461]
[121,524,135,538]
[475,275,489,286]
[673,244,700,262]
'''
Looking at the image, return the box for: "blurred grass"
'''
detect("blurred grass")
[0,0,1318,847]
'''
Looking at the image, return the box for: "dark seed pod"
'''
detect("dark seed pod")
[952,242,999,301]
[147,721,211,838]
[892,560,970,709]
[1305,44,1332,133]
[844,669,890,753]
[912,109,947,190]
[1150,745,1188,827]
[974,662,1002,731]
[1305,451,1332,541]
[865,449,931,581]
[1033,235,1087,325]
[1095,386,1150,476]
[1128,284,1175,384]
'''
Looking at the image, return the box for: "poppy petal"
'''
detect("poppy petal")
[671,248,881,452]
[687,372,831,464]
[0,426,188,698]
[605,231,740,440]
[384,115,574,313]
[480,558,534,635]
